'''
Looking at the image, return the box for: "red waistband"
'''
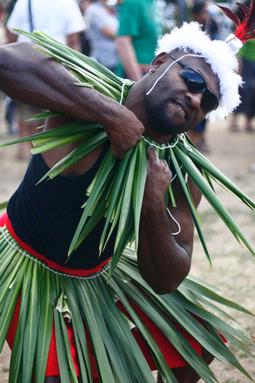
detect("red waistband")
[0,213,111,277]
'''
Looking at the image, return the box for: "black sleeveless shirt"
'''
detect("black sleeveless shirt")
[7,150,115,269]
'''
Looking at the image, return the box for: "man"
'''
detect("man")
[0,21,246,383]
[85,0,119,71]
[6,0,85,49]
[116,0,159,80]
[228,38,255,132]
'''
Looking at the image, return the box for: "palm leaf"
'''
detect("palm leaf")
[132,140,148,250]
[34,270,54,383]
[173,145,255,256]
[170,148,211,263]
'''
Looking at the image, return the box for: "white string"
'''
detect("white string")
[179,133,194,152]
[146,53,204,96]
[0,226,111,280]
[120,79,128,104]
[142,135,179,149]
[167,208,181,236]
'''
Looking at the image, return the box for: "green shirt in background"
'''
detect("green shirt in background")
[239,40,255,62]
[117,0,159,68]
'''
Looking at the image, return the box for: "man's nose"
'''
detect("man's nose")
[186,91,203,109]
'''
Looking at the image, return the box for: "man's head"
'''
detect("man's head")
[128,21,243,141]
[154,22,242,123]
[144,50,220,137]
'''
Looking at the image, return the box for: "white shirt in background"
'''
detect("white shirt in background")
[7,0,85,43]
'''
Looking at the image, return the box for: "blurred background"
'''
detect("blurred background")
[0,0,254,381]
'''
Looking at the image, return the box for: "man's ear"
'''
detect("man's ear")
[151,52,169,70]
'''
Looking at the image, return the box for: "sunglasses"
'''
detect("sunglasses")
[169,55,219,112]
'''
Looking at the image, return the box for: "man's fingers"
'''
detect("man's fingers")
[147,147,159,164]
[111,145,124,159]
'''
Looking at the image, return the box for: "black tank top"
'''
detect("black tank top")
[7,149,115,269]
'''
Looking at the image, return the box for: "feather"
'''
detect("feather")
[217,4,241,25]
[218,0,255,43]
[236,2,250,18]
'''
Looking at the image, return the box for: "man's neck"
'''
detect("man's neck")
[125,82,174,144]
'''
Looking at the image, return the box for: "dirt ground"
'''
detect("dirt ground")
[0,104,254,382]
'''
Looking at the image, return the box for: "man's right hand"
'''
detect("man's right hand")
[104,105,144,158]
[143,148,172,205]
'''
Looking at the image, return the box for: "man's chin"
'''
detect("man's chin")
[155,123,184,136]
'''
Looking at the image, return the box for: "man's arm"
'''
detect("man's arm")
[116,36,143,81]
[5,28,18,43]
[66,32,82,52]
[138,149,202,294]
[0,42,144,157]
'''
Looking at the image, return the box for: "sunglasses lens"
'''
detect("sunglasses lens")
[180,69,219,111]
[202,91,219,111]
[180,69,206,93]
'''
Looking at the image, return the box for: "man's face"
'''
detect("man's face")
[144,52,220,137]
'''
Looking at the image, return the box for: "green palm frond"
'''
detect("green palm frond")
[0,230,254,382]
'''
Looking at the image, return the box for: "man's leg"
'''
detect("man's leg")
[44,378,60,383]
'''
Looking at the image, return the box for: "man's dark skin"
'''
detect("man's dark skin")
[0,42,220,383]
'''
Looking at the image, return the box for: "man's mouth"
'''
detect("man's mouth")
[172,101,187,120]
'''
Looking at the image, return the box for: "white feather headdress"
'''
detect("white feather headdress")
[156,22,242,120]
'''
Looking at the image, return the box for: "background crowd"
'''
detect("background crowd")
[0,0,254,160]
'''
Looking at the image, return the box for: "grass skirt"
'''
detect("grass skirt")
[0,222,253,383]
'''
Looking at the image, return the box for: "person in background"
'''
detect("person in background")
[0,0,6,21]
[5,0,85,159]
[79,0,92,55]
[6,0,85,49]
[86,0,119,72]
[116,0,159,80]
[188,0,219,152]
[191,0,219,40]
[228,39,255,132]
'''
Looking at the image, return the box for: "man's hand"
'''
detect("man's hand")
[104,105,144,158]
[144,148,172,201]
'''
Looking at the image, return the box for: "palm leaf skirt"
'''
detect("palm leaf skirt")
[0,225,254,383]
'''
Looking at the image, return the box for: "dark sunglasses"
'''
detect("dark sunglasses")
[169,55,219,112]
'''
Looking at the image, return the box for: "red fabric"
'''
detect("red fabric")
[0,213,111,277]
[1,212,203,379]
[117,301,201,370]
[6,299,80,376]
[6,299,202,378]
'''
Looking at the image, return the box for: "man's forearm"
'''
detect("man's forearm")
[138,197,191,295]
[116,37,143,81]
[0,42,120,125]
